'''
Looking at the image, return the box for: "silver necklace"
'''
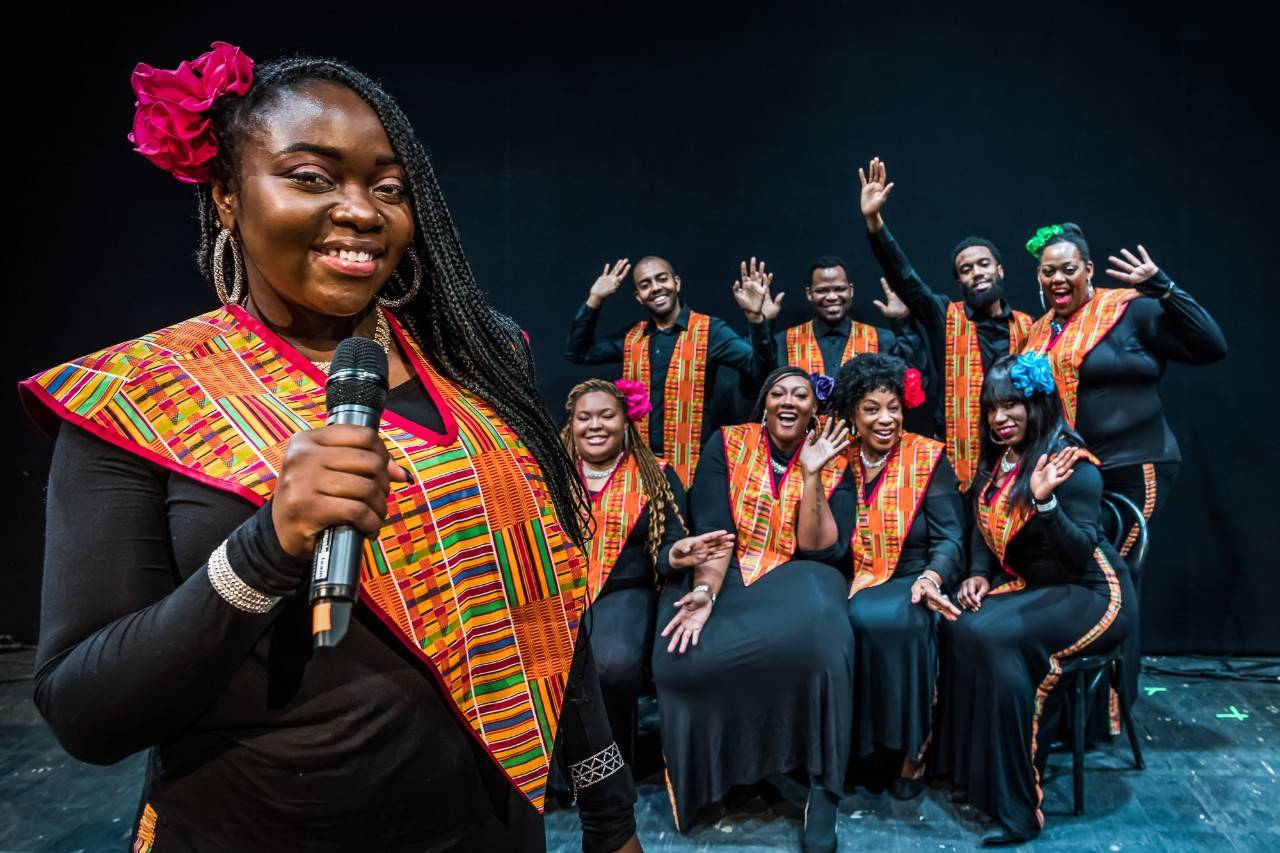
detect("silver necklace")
[770,459,789,476]
[860,448,888,469]
[312,311,392,374]
[583,453,623,481]
[999,448,1018,474]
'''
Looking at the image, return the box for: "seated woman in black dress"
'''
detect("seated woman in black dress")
[829,354,964,801]
[652,366,855,853]
[562,378,734,758]
[934,353,1134,846]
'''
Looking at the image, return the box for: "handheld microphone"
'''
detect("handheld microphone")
[310,336,389,649]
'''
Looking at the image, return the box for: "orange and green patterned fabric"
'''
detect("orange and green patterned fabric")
[784,319,879,375]
[622,312,710,487]
[20,306,586,811]
[723,422,847,586]
[584,452,660,600]
[848,432,945,596]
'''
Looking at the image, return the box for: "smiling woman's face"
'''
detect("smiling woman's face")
[212,81,415,319]
[851,388,902,455]
[764,374,817,452]
[1037,241,1093,318]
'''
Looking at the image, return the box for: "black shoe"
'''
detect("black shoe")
[890,775,925,801]
[802,782,839,853]
[981,825,1038,847]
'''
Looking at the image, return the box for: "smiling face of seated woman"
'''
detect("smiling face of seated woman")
[210,80,416,322]
[763,374,817,454]
[571,390,627,466]
[987,399,1029,452]
[851,387,902,457]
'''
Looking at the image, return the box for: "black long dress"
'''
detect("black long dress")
[933,459,1133,840]
[585,465,687,753]
[651,430,856,830]
[33,377,635,853]
[847,456,964,777]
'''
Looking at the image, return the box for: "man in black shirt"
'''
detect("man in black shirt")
[564,255,776,484]
[859,157,1033,490]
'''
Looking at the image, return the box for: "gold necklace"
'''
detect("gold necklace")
[311,311,392,374]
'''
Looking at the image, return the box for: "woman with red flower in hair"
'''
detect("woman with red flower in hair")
[561,378,733,762]
[829,353,965,802]
[21,43,639,852]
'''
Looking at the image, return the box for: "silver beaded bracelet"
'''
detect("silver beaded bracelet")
[208,540,280,614]
[568,742,625,793]
[1034,495,1059,513]
[692,583,717,604]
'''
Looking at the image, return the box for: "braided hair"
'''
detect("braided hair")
[196,56,589,547]
[561,379,685,567]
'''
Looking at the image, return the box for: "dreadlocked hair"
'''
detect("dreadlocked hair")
[560,379,686,569]
[193,56,589,548]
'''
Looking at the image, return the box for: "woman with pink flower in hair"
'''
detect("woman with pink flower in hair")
[828,353,965,803]
[561,379,733,765]
[21,43,641,852]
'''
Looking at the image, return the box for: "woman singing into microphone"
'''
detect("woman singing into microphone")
[21,44,637,852]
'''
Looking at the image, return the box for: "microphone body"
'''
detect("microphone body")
[309,338,389,648]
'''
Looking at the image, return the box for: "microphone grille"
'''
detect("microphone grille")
[331,336,388,376]
[325,337,389,411]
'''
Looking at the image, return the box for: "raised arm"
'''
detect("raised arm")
[859,158,949,334]
[1030,449,1105,573]
[795,417,852,553]
[1105,246,1228,364]
[564,259,633,365]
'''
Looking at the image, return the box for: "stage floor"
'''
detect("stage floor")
[1,653,1275,852]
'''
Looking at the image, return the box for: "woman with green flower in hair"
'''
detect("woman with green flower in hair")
[932,352,1135,846]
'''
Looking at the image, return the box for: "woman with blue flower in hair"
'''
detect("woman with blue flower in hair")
[828,353,966,803]
[932,352,1135,846]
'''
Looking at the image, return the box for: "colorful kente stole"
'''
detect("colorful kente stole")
[622,312,710,487]
[975,449,1102,596]
[848,432,945,597]
[944,302,1033,491]
[784,319,880,375]
[20,306,586,811]
[1024,288,1140,427]
[585,453,661,601]
[723,422,847,586]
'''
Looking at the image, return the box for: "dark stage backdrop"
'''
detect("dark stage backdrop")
[11,5,1276,653]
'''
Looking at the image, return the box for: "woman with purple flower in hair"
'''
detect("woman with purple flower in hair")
[932,352,1135,846]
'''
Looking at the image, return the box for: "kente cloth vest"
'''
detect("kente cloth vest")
[622,312,711,487]
[784,319,879,375]
[944,302,1033,491]
[20,306,587,811]
[1023,288,1140,427]
[722,422,847,586]
[848,432,945,596]
[585,452,662,600]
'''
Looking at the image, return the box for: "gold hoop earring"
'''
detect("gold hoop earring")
[378,245,423,308]
[213,228,245,306]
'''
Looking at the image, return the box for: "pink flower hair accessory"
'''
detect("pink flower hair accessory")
[129,42,255,184]
[903,368,926,409]
[614,379,652,421]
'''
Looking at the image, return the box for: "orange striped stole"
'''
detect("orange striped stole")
[848,432,945,597]
[585,453,658,600]
[944,303,1032,491]
[976,449,1101,596]
[1024,288,1139,426]
[20,307,586,811]
[784,319,880,374]
[623,312,710,487]
[723,422,847,586]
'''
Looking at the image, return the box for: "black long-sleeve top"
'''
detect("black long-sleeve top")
[688,430,857,570]
[593,465,689,593]
[772,313,926,378]
[969,461,1111,592]
[860,456,966,589]
[1067,273,1227,468]
[33,376,633,853]
[867,224,1022,436]
[564,302,776,453]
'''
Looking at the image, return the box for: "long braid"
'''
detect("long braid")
[562,380,685,569]
[195,56,590,548]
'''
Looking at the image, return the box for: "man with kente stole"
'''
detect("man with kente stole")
[565,256,778,486]
[776,253,923,378]
[858,158,1034,493]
